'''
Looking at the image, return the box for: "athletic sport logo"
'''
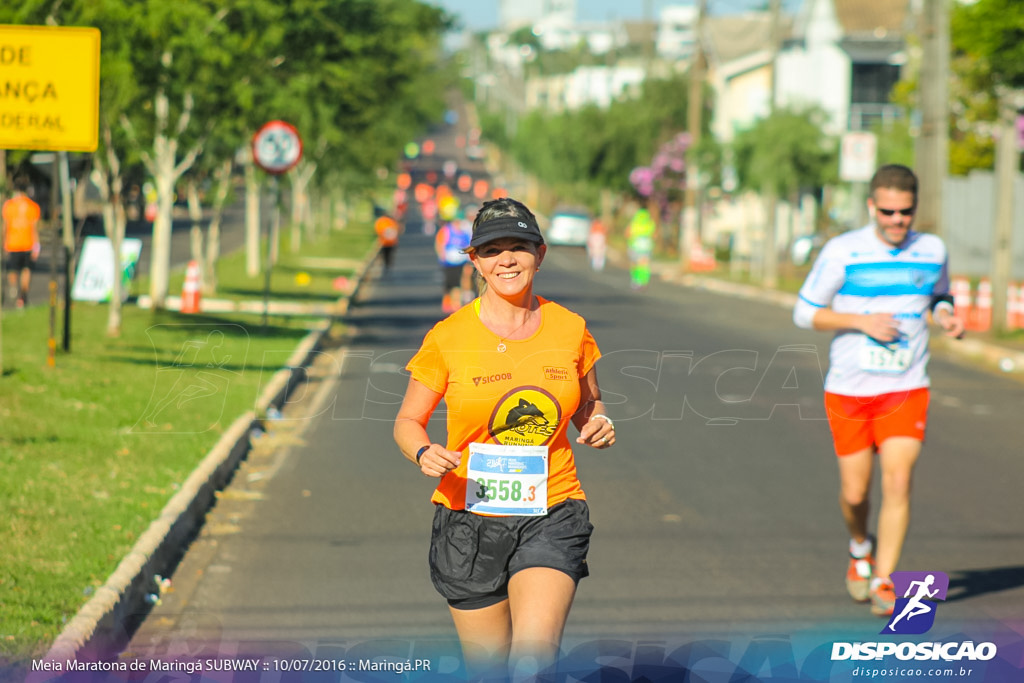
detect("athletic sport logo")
[488,387,560,446]
[882,571,949,635]
[544,366,571,381]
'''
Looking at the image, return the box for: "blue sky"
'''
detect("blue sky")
[429,0,799,31]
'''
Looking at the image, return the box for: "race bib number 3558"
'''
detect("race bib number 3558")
[465,442,548,516]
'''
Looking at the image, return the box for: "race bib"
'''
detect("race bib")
[465,442,548,516]
[630,236,654,253]
[860,337,912,374]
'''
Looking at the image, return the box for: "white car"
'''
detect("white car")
[546,209,591,247]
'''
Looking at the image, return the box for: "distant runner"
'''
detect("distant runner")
[374,209,401,274]
[587,216,608,272]
[626,203,655,289]
[2,177,41,308]
[434,206,473,313]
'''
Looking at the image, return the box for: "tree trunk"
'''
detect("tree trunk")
[332,190,348,231]
[290,161,316,252]
[104,200,126,338]
[244,154,262,277]
[90,130,127,338]
[187,178,205,287]
[203,158,232,295]
[134,80,204,308]
[320,191,332,239]
[149,155,175,309]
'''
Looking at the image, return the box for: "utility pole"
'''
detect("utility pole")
[761,0,783,288]
[0,149,5,374]
[644,0,655,74]
[915,0,950,237]
[990,93,1019,335]
[682,0,706,271]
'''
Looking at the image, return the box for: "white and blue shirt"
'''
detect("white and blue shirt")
[794,224,951,396]
[438,220,472,266]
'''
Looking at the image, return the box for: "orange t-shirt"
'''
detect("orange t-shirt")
[406,296,601,511]
[374,216,399,247]
[3,194,41,252]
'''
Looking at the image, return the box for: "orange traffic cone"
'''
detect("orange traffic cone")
[971,278,992,332]
[1008,282,1024,330]
[951,276,972,322]
[181,260,201,314]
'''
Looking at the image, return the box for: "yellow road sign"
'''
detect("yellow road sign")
[0,25,100,152]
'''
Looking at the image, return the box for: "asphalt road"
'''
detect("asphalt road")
[122,226,1024,681]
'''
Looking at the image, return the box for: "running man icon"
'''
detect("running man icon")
[883,571,949,635]
[888,574,939,631]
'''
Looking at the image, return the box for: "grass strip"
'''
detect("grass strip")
[0,222,376,663]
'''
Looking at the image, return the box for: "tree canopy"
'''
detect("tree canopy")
[731,107,838,198]
[952,0,1024,91]
[483,73,706,209]
[1,0,454,309]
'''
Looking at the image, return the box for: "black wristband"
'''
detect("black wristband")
[930,294,954,312]
[415,445,430,464]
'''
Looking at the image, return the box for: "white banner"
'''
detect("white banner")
[72,236,143,302]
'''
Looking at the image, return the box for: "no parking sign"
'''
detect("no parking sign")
[252,120,302,174]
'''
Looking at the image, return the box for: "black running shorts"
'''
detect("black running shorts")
[428,498,593,610]
[5,251,33,272]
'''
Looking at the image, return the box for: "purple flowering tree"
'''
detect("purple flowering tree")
[629,132,691,250]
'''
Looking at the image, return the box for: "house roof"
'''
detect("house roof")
[622,19,657,47]
[705,13,792,65]
[834,0,909,38]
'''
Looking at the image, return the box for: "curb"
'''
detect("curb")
[41,244,381,664]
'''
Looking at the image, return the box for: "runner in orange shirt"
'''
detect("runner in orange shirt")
[2,178,41,308]
[373,208,401,275]
[394,197,615,680]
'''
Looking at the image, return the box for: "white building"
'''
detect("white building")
[656,5,698,61]
[525,66,646,112]
[499,0,575,31]
[775,0,909,135]
[705,13,780,145]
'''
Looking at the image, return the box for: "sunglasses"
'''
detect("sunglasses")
[876,207,915,217]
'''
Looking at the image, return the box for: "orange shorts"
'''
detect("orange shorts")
[824,388,930,457]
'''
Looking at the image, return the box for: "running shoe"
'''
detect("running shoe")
[845,553,874,602]
[870,579,896,617]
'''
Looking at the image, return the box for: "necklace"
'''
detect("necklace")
[495,313,532,352]
[475,298,535,352]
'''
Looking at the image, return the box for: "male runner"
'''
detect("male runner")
[793,164,964,617]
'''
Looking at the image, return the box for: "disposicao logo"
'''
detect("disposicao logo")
[831,570,999,664]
